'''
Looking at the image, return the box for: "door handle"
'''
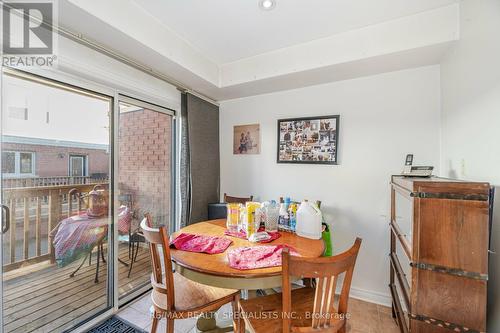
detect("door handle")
[1,204,10,234]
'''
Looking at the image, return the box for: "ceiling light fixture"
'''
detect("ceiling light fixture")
[259,0,276,11]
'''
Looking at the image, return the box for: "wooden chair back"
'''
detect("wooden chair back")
[140,215,175,311]
[223,193,253,204]
[282,238,362,332]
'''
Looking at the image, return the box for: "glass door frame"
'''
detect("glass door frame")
[115,94,176,306]
[0,66,179,332]
[0,66,116,333]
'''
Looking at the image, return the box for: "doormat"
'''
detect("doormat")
[86,316,146,333]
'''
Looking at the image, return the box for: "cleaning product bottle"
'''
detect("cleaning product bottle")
[278,201,287,231]
[289,203,297,232]
[322,223,333,256]
[284,197,291,231]
[296,201,322,239]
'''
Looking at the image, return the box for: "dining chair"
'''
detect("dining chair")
[237,238,362,333]
[140,217,241,333]
[223,193,253,204]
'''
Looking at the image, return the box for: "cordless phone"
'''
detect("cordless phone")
[401,154,434,177]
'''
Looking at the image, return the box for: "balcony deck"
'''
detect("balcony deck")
[2,243,150,333]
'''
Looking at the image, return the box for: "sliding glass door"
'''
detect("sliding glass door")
[0,69,176,331]
[0,69,113,332]
[117,96,174,301]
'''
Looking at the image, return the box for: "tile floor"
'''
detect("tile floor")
[118,291,400,333]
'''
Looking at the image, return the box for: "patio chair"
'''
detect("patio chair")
[117,193,147,278]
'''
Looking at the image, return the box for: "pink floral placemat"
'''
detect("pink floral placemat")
[170,233,233,254]
[223,229,281,243]
[227,244,299,270]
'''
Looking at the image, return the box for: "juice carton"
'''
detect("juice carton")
[245,202,261,237]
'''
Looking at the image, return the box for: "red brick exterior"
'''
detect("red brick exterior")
[118,109,172,224]
[2,142,109,177]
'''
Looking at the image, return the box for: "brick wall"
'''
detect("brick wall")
[2,142,109,177]
[118,109,172,226]
[2,108,172,225]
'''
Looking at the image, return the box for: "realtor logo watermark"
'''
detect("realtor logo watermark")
[1,0,58,67]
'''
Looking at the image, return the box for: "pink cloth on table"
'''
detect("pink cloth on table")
[52,205,131,267]
[170,233,233,254]
[224,229,281,243]
[227,244,299,270]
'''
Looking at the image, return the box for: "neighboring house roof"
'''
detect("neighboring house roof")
[2,135,109,151]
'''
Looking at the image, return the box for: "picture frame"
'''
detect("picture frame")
[233,123,261,155]
[277,115,339,164]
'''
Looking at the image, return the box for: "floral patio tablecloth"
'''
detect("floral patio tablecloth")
[51,206,131,267]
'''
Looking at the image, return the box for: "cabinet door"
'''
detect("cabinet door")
[417,197,488,274]
[395,277,410,330]
[394,238,412,289]
[394,190,413,248]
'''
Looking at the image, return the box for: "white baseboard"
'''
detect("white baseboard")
[349,287,392,307]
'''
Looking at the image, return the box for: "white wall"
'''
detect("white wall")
[220,65,441,304]
[440,0,500,330]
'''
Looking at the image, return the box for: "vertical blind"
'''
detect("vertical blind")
[180,93,220,226]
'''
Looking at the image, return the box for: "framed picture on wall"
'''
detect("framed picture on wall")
[233,123,261,154]
[277,115,339,164]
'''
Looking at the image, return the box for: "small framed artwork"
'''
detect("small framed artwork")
[233,123,261,154]
[277,115,339,164]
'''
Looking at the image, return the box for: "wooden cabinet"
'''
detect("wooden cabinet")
[389,176,491,333]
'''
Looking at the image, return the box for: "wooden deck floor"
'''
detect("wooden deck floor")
[2,244,150,333]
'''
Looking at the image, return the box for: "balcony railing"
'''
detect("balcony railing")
[2,182,109,272]
[2,176,108,189]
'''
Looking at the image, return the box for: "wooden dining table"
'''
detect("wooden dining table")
[170,219,325,332]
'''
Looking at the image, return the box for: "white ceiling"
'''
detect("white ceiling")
[132,0,458,64]
[62,0,459,100]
